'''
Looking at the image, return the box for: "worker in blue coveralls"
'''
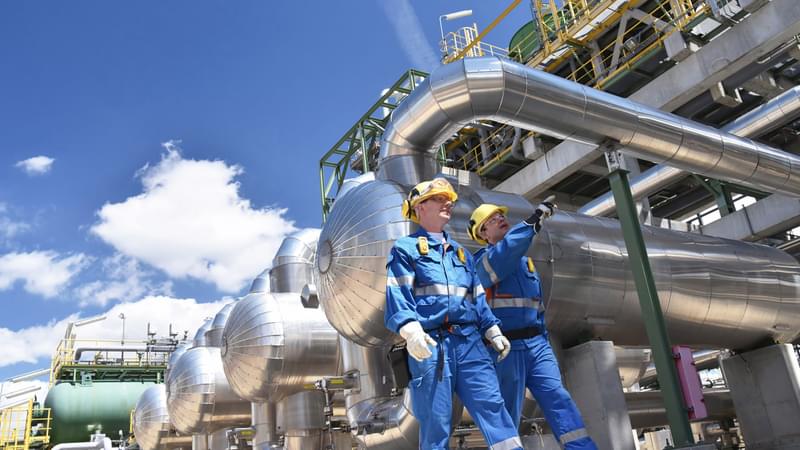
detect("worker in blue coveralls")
[468,199,597,449]
[384,177,524,450]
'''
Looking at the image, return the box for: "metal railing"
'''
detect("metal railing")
[441,26,510,62]
[50,338,169,385]
[0,400,50,450]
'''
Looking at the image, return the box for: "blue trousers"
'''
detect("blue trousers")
[495,335,597,449]
[408,329,522,450]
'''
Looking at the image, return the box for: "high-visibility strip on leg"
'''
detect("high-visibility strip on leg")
[490,436,522,450]
[560,428,589,445]
[482,256,499,284]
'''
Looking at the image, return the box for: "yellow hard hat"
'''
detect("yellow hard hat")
[468,203,509,245]
[401,178,458,223]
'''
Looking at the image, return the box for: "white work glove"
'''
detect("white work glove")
[399,321,437,362]
[525,195,557,232]
[485,325,511,362]
[536,194,557,220]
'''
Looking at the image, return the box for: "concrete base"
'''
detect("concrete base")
[563,341,636,450]
[722,344,800,449]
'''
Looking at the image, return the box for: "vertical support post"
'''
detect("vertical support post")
[605,149,694,447]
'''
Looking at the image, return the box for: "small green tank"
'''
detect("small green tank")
[45,381,155,444]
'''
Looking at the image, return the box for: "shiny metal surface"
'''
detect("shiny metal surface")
[580,86,800,216]
[250,269,269,294]
[221,291,341,402]
[251,402,277,450]
[316,177,800,350]
[166,342,191,387]
[339,337,418,450]
[615,348,652,389]
[166,346,251,434]
[378,57,800,197]
[204,303,234,348]
[626,389,734,429]
[193,319,213,348]
[133,385,192,450]
[270,229,321,294]
[276,391,325,433]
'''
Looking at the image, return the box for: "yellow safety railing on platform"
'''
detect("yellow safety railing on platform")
[451,124,536,176]
[49,338,168,385]
[0,400,50,450]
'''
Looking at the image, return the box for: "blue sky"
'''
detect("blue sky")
[0,1,532,384]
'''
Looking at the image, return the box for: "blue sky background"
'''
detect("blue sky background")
[0,1,532,385]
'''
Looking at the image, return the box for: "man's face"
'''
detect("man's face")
[415,194,454,230]
[480,211,509,244]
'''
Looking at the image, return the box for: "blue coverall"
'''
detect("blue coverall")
[475,222,597,450]
[385,227,523,450]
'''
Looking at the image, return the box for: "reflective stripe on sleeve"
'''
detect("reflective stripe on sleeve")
[482,256,499,284]
[490,436,522,450]
[386,275,415,287]
[474,284,485,297]
[491,297,540,310]
[560,428,589,445]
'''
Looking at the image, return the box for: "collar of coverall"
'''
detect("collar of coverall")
[412,226,456,252]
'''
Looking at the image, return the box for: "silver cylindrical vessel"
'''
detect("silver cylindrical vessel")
[221,291,341,403]
[193,319,213,348]
[205,303,234,348]
[166,346,251,434]
[276,391,326,450]
[270,229,320,294]
[316,179,800,350]
[133,385,192,450]
[251,402,278,450]
[166,342,191,386]
[339,337,419,450]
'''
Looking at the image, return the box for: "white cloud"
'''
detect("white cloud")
[15,156,55,175]
[0,251,89,297]
[74,254,174,308]
[91,146,296,292]
[0,203,30,242]
[0,296,229,369]
[380,0,440,71]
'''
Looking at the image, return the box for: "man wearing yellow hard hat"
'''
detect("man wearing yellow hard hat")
[468,198,597,449]
[385,177,523,450]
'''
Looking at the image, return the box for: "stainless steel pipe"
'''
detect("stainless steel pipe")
[378,57,800,197]
[580,86,800,216]
[316,180,800,350]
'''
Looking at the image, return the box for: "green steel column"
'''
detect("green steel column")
[605,152,694,446]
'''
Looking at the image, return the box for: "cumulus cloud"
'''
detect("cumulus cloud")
[0,296,229,369]
[0,251,89,297]
[15,156,55,175]
[380,0,440,71]
[91,146,296,292]
[74,254,174,308]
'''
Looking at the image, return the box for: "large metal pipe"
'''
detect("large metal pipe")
[316,180,800,350]
[378,57,800,197]
[166,304,251,435]
[220,291,341,403]
[134,385,192,450]
[338,337,419,450]
[580,86,800,216]
[269,229,321,294]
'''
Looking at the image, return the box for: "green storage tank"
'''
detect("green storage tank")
[44,381,155,444]
[509,20,541,62]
